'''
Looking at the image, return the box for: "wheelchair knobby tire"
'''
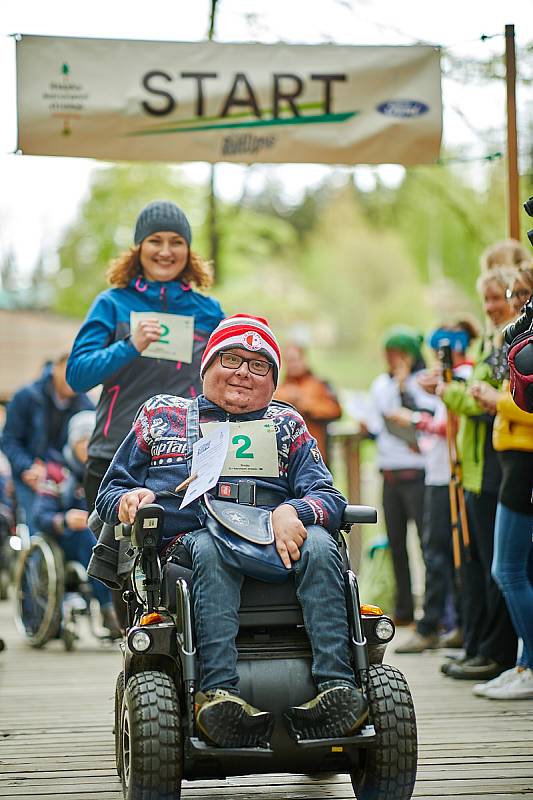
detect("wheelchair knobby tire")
[121,670,182,800]
[115,671,125,778]
[14,535,64,648]
[351,664,417,800]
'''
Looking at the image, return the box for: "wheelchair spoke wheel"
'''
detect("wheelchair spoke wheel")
[121,670,182,800]
[14,536,64,648]
[115,671,125,778]
[351,664,417,800]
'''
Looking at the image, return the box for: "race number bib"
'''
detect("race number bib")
[201,420,279,477]
[130,312,194,363]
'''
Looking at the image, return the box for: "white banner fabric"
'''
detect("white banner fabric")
[15,35,442,165]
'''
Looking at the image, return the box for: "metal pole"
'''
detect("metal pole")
[208,0,220,280]
[505,24,520,240]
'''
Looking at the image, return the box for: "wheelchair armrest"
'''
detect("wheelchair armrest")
[342,505,378,525]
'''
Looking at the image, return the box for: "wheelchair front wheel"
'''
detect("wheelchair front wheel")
[121,670,182,800]
[14,535,64,648]
[351,664,417,800]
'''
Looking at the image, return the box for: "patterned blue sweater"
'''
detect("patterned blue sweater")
[96,394,347,547]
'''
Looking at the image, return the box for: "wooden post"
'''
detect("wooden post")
[505,24,520,240]
[344,433,363,572]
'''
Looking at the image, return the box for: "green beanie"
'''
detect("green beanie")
[383,325,424,361]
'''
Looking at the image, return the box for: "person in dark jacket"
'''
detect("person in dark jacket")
[66,200,225,512]
[33,411,120,637]
[96,314,367,749]
[1,355,94,535]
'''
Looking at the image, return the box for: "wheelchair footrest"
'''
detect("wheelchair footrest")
[295,724,376,748]
[187,737,273,757]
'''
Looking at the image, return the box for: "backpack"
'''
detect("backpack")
[508,331,533,413]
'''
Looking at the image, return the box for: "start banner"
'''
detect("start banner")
[15,35,442,165]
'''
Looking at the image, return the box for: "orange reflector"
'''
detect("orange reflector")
[140,612,164,626]
[360,604,383,616]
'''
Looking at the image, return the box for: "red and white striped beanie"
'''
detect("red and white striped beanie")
[200,314,281,385]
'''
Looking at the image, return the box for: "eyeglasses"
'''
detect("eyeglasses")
[218,352,273,376]
[506,288,531,301]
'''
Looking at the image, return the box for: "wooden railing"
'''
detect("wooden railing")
[328,423,365,571]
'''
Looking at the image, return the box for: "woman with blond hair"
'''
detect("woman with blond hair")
[438,267,518,681]
[467,262,533,699]
[67,201,224,510]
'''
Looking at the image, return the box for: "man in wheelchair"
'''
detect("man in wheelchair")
[96,314,368,749]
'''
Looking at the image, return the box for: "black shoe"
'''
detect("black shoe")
[284,685,368,741]
[441,654,468,675]
[446,656,505,681]
[101,605,123,640]
[195,690,273,748]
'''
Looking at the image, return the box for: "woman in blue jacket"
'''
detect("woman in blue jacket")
[67,201,224,510]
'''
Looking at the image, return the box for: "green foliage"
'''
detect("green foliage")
[49,155,525,390]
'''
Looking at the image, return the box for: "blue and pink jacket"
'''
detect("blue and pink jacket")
[96,394,347,548]
[66,277,224,461]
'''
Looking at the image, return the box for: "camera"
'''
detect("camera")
[504,295,533,345]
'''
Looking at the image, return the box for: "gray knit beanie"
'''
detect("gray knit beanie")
[133,201,192,246]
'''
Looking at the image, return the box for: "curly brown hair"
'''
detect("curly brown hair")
[480,239,530,272]
[105,246,214,291]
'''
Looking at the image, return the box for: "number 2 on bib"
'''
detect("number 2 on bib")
[233,434,254,459]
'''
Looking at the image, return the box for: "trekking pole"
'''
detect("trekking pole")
[438,343,470,570]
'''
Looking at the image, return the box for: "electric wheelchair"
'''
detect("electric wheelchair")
[14,532,112,650]
[113,503,417,800]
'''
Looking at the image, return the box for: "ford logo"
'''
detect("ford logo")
[376,100,429,118]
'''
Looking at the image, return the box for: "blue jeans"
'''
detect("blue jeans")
[61,527,112,609]
[182,525,356,694]
[492,503,533,669]
[14,479,38,536]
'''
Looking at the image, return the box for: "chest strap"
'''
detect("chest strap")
[215,480,282,508]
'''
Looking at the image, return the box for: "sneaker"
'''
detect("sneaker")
[439,628,463,649]
[101,605,123,640]
[284,685,368,741]
[485,668,533,700]
[473,667,519,697]
[195,689,273,748]
[395,631,440,654]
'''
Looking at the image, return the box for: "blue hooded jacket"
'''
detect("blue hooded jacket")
[67,277,224,460]
[1,363,94,479]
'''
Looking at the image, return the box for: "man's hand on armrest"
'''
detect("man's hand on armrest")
[272,504,308,569]
[118,488,156,524]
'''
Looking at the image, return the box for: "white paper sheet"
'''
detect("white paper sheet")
[179,422,230,509]
[130,312,194,363]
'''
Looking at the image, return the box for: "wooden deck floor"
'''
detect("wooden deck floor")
[0,596,531,800]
